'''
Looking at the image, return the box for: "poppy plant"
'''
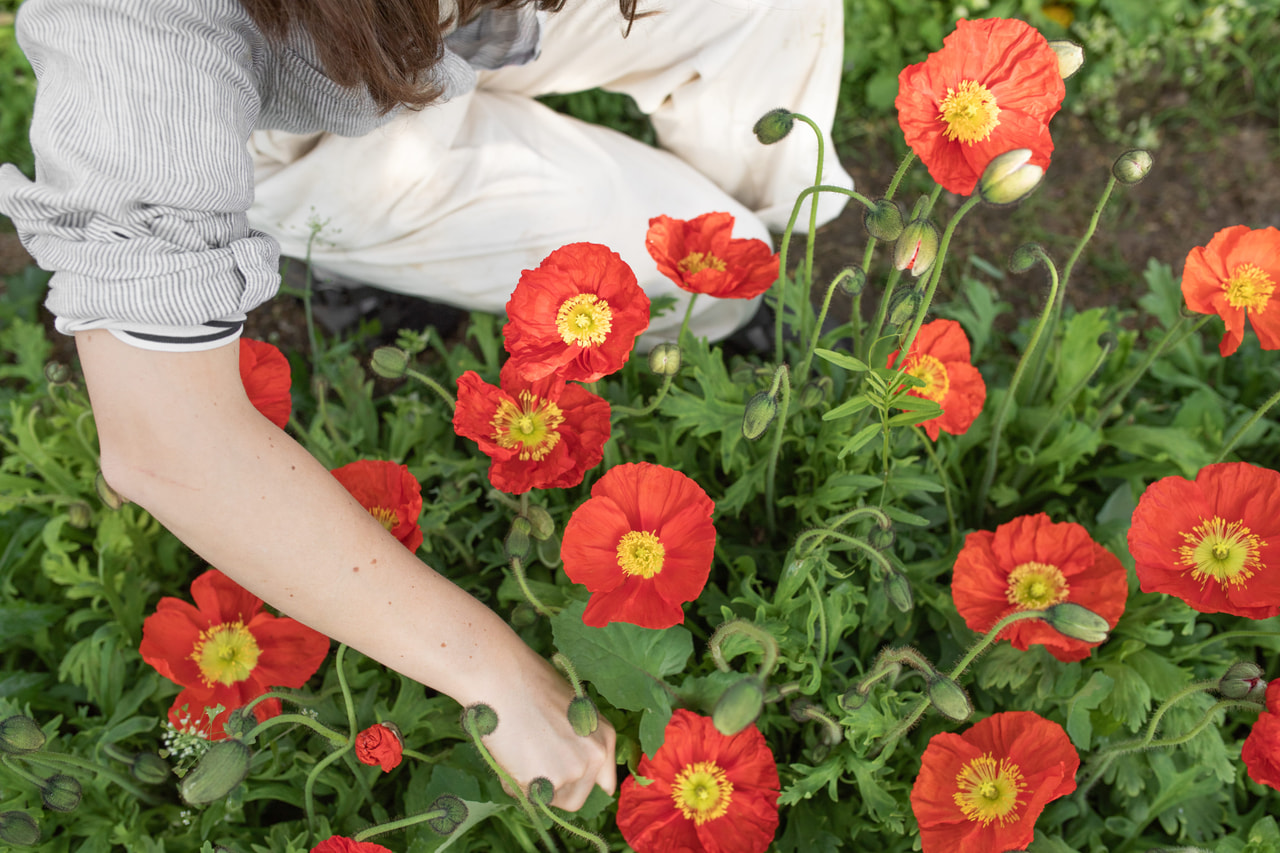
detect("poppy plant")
[910,711,1078,853]
[888,319,987,441]
[896,18,1065,195]
[617,709,779,853]
[1241,680,1280,791]
[645,212,779,300]
[355,722,404,773]
[952,513,1127,662]
[310,838,392,853]
[331,460,425,553]
[139,569,330,740]
[1181,225,1280,356]
[238,338,292,429]
[504,242,650,383]
[561,462,716,629]
[1128,462,1280,619]
[453,360,611,494]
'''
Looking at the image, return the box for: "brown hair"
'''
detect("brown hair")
[239,0,645,114]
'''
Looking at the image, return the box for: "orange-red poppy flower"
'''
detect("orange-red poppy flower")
[911,711,1078,853]
[561,462,715,629]
[952,513,1127,662]
[139,569,330,740]
[1242,680,1280,791]
[355,722,404,773]
[1128,462,1280,619]
[504,242,650,383]
[453,360,611,494]
[1181,225,1280,356]
[645,213,779,300]
[311,838,392,853]
[617,709,779,853]
[239,338,292,429]
[896,18,1065,195]
[888,318,987,441]
[331,460,424,553]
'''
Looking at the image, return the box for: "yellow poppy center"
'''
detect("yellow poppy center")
[671,760,733,825]
[938,80,1001,145]
[616,530,665,578]
[1223,263,1275,313]
[953,753,1025,825]
[555,293,614,347]
[191,622,261,687]
[678,252,727,275]
[1178,516,1263,588]
[491,391,564,461]
[905,353,950,402]
[1005,561,1070,610]
[369,506,398,531]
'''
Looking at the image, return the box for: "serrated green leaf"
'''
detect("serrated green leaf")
[1066,671,1113,750]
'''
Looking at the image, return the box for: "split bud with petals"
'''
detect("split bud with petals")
[1048,40,1085,79]
[712,677,766,736]
[40,775,81,813]
[925,676,973,722]
[865,199,904,242]
[0,811,40,847]
[648,342,681,376]
[978,149,1044,205]
[179,739,252,805]
[0,715,46,754]
[742,390,778,441]
[1041,602,1111,644]
[1112,149,1153,185]
[370,346,411,380]
[752,108,795,145]
[1218,662,1267,701]
[428,794,469,836]
[894,220,940,277]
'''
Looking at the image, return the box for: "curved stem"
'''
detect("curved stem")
[805,529,894,578]
[612,373,676,418]
[851,151,915,356]
[405,368,457,409]
[305,746,353,835]
[1091,315,1208,430]
[764,365,792,533]
[464,714,555,852]
[243,713,347,747]
[796,268,860,387]
[678,292,699,348]
[806,573,830,666]
[1215,384,1280,463]
[510,556,554,617]
[534,799,608,853]
[708,620,781,678]
[914,426,958,549]
[865,267,905,361]
[353,807,447,842]
[793,114,826,294]
[793,506,892,556]
[19,751,159,805]
[894,196,982,366]
[335,644,358,743]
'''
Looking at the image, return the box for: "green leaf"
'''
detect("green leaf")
[1053,308,1109,402]
[1066,671,1114,750]
[813,349,869,373]
[0,600,66,642]
[638,701,673,758]
[838,423,882,459]
[823,393,873,421]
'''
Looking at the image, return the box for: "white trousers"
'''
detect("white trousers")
[247,0,852,343]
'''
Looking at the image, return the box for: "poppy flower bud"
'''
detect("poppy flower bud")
[179,739,252,805]
[893,220,940,277]
[370,346,410,379]
[505,516,533,561]
[0,715,45,755]
[1112,149,1153,185]
[43,361,72,385]
[926,676,973,722]
[1048,40,1085,79]
[978,149,1044,205]
[355,722,404,772]
[752,108,795,145]
[839,686,869,711]
[867,523,895,552]
[428,794,469,836]
[0,811,40,847]
[528,776,555,807]
[887,289,922,328]
[798,377,831,410]
[713,677,765,736]
[1218,662,1267,701]
[66,501,93,530]
[838,267,867,297]
[95,471,126,511]
[741,390,778,441]
[525,505,555,541]
[130,752,170,786]
[864,199,905,242]
[884,571,913,613]
[567,694,600,737]
[1009,242,1046,274]
[461,703,499,738]
[40,774,81,813]
[222,707,256,740]
[648,342,682,376]
[1042,602,1110,644]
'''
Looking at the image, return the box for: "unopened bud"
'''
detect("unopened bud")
[741,391,778,441]
[838,267,867,297]
[887,289,922,327]
[67,501,93,529]
[41,774,81,813]
[0,811,40,847]
[505,517,532,561]
[1219,662,1267,701]
[884,571,913,613]
[839,685,869,711]
[222,707,255,741]
[528,776,555,807]
[798,377,831,409]
[179,739,252,805]
[43,362,72,386]
[648,342,681,376]
[131,752,171,786]
[461,704,499,738]
[864,199,904,242]
[926,677,973,722]
[893,220,940,277]
[525,505,555,541]
[753,108,795,145]
[428,793,469,835]
[1042,602,1110,644]
[510,602,538,628]
[0,716,45,754]
[370,346,410,380]
[867,523,895,551]
[95,471,126,510]
[978,149,1044,205]
[1048,40,1085,79]
[713,678,765,736]
[567,695,600,737]
[1009,243,1045,274]
[1112,149,1153,185]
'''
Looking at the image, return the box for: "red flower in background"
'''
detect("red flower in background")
[952,513,1127,662]
[504,242,650,383]
[355,722,404,773]
[454,360,610,494]
[617,709,779,853]
[887,318,986,440]
[645,213,779,300]
[1181,225,1280,356]
[1128,463,1280,619]
[561,463,716,630]
[239,338,292,428]
[331,460,424,553]
[1242,680,1280,791]
[140,569,330,740]
[310,838,392,853]
[896,18,1064,195]
[911,711,1078,853]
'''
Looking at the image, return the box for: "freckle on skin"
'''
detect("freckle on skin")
[352,566,359,573]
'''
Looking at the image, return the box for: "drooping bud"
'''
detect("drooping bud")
[527,776,555,807]
[752,108,795,145]
[837,267,867,297]
[0,811,40,847]
[893,220,940,277]
[839,686,869,711]
[1048,40,1085,79]
[1042,602,1110,644]
[370,346,410,380]
[130,752,171,786]
[864,199,904,242]
[525,505,555,541]
[505,517,532,561]
[926,676,974,722]
[40,774,82,813]
[461,704,499,738]
[428,794,469,836]
[884,571,913,613]
[1218,662,1267,701]
[0,715,46,754]
[712,678,766,736]
[867,522,895,552]
[66,501,93,529]
[798,377,831,410]
[887,289,922,327]
[648,342,681,376]
[95,471,126,510]
[1008,242,1045,274]
[179,739,252,805]
[43,362,72,386]
[741,390,778,441]
[978,149,1044,205]
[1112,149,1153,185]
[567,695,600,737]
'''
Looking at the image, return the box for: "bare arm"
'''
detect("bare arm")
[77,329,613,809]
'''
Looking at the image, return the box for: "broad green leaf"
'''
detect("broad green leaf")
[1053,308,1109,402]
[1066,671,1114,750]
[814,349,869,373]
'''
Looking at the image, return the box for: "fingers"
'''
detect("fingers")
[548,721,617,811]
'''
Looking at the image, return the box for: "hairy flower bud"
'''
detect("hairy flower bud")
[713,678,766,736]
[893,220,940,277]
[1219,662,1267,701]
[525,505,555,541]
[0,811,40,847]
[884,571,913,613]
[95,471,126,511]
[838,267,867,297]
[926,677,973,722]
[1009,243,1046,274]
[461,704,499,738]
[887,289,922,328]
[131,752,171,786]
[41,774,82,813]
[0,716,46,755]
[752,108,795,145]
[528,776,555,807]
[1112,149,1153,185]
[838,686,869,711]
[180,739,252,805]
[505,516,532,561]
[567,695,600,737]
[648,342,682,376]
[741,391,778,441]
[798,377,831,410]
[867,522,895,552]
[1042,602,1110,644]
[978,149,1044,205]
[428,794,469,836]
[1048,40,1084,79]
[864,199,904,242]
[370,346,410,380]
[66,501,93,530]
[43,361,72,386]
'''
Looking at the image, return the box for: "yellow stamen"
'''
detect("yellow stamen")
[953,753,1025,825]
[1223,263,1275,313]
[370,506,398,531]
[616,530,665,578]
[1005,561,1070,610]
[491,391,564,462]
[555,293,613,347]
[190,622,261,687]
[1178,516,1263,588]
[678,252,728,276]
[938,80,1001,144]
[905,353,950,402]
[671,760,733,825]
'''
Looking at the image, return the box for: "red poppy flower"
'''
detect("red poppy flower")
[1181,225,1280,356]
[896,18,1065,195]
[617,709,779,853]
[503,242,650,383]
[310,838,392,853]
[453,360,611,494]
[561,462,715,629]
[1242,680,1280,791]
[887,318,987,441]
[331,460,424,552]
[355,722,404,773]
[239,338,292,429]
[645,213,779,300]
[140,569,330,740]
[1128,462,1280,619]
[911,711,1078,853]
[952,513,1127,662]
